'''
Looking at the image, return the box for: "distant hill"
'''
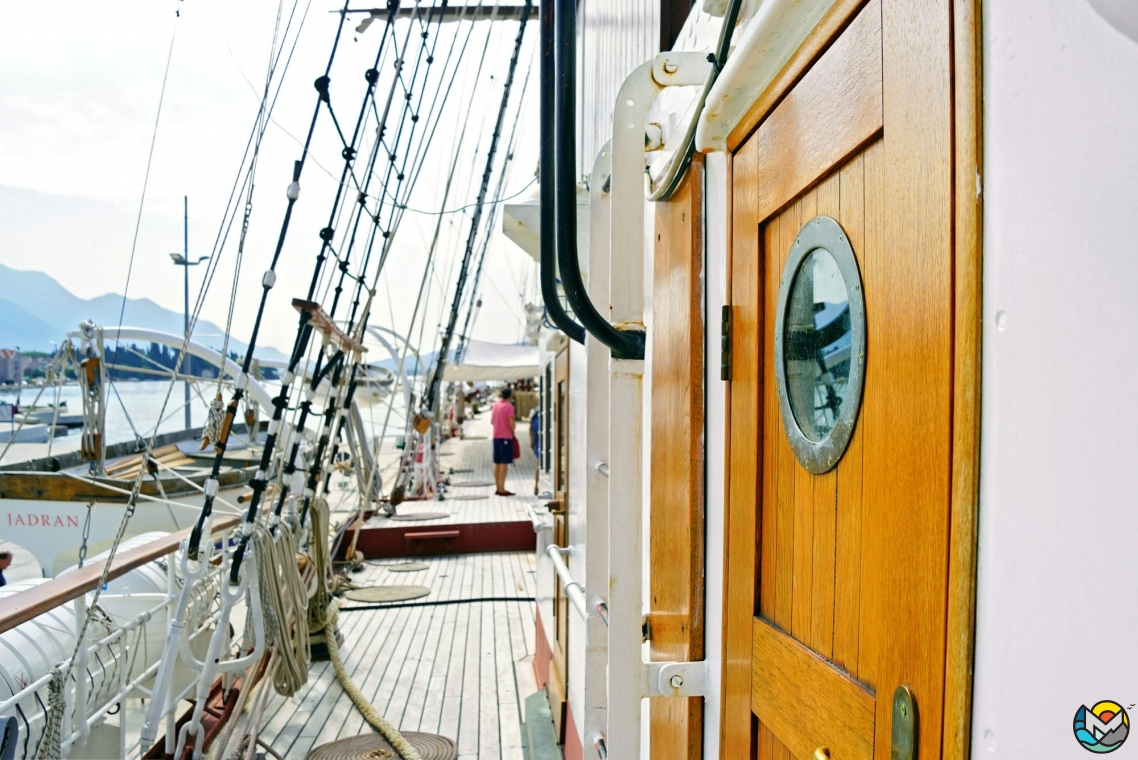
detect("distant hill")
[0,299,60,349]
[0,263,287,361]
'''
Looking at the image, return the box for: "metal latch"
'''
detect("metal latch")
[646,661,708,698]
[891,685,918,760]
[720,305,732,381]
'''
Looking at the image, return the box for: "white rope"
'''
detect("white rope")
[252,521,310,697]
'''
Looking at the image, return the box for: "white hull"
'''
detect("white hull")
[0,492,244,577]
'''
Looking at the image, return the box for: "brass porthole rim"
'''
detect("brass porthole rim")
[772,215,867,475]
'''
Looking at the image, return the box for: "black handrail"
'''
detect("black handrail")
[539,0,585,344]
[553,0,644,360]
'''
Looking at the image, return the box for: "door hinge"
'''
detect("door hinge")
[646,660,708,698]
[641,615,651,642]
[720,304,732,381]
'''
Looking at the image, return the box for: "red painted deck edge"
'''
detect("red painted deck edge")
[338,520,536,559]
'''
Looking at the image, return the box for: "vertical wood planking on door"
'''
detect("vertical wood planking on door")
[863,0,954,757]
[832,153,866,675]
[855,138,885,692]
[773,201,796,636]
[721,137,761,760]
[758,215,779,624]
[790,192,816,643]
[810,173,840,659]
[649,156,706,759]
[762,198,799,760]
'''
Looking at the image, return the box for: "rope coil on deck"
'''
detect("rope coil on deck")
[305,498,423,760]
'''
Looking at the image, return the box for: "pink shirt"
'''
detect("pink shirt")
[491,399,515,440]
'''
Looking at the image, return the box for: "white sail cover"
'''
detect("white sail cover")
[442,339,539,381]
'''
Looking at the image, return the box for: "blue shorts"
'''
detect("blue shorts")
[493,438,515,464]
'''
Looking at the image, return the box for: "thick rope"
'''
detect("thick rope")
[252,522,310,697]
[324,609,422,760]
[35,668,66,760]
[303,498,420,759]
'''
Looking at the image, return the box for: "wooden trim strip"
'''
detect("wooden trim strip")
[0,515,240,636]
[726,0,868,152]
[943,0,984,756]
[404,530,462,540]
[751,617,875,760]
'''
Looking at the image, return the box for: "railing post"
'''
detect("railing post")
[602,51,719,757]
[584,141,614,756]
[605,59,657,759]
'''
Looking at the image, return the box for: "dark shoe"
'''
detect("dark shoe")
[501,490,515,496]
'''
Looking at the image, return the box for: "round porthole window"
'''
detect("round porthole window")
[773,215,866,474]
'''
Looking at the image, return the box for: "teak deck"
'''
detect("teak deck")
[260,551,538,759]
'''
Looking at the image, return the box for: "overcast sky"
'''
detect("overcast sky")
[0,0,540,357]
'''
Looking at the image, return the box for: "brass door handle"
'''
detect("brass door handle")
[814,749,831,760]
[546,499,565,515]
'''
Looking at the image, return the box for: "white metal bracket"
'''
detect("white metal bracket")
[652,51,714,87]
[646,660,709,698]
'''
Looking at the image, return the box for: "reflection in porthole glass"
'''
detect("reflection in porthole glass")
[783,248,852,442]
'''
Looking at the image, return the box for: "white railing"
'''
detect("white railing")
[545,545,588,620]
[0,517,239,759]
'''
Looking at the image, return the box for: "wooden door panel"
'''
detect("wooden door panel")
[649,157,706,758]
[752,618,875,760]
[723,0,955,755]
[758,147,880,672]
[725,0,958,754]
[551,349,570,744]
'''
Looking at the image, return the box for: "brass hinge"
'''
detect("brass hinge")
[720,304,732,381]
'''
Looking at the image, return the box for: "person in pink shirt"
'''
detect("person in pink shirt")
[490,388,517,496]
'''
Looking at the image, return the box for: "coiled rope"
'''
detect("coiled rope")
[253,521,310,697]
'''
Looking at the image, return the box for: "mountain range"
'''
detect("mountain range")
[0,263,287,361]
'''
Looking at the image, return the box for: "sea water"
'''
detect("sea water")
[0,380,408,448]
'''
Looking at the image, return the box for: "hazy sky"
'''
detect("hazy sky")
[0,0,540,356]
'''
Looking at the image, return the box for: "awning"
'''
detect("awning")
[442,339,540,382]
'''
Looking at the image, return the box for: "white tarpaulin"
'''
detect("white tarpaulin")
[442,339,539,382]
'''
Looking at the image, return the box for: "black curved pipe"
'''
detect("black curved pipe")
[553,0,644,360]
[539,0,585,344]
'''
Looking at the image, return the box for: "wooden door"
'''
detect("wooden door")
[549,347,570,742]
[721,0,980,757]
[648,156,706,758]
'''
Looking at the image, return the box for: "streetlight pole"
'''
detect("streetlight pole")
[182,196,190,430]
[169,197,209,431]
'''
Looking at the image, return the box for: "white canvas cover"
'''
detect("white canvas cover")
[442,339,539,381]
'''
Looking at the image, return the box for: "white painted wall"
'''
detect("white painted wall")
[972,2,1138,757]
[702,151,729,760]
[567,335,590,750]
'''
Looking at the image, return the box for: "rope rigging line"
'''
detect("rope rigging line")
[383,174,535,215]
[422,0,532,414]
[184,2,354,560]
[183,0,313,392]
[266,0,453,531]
[216,0,294,387]
[455,51,535,359]
[368,11,500,499]
[107,13,179,378]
